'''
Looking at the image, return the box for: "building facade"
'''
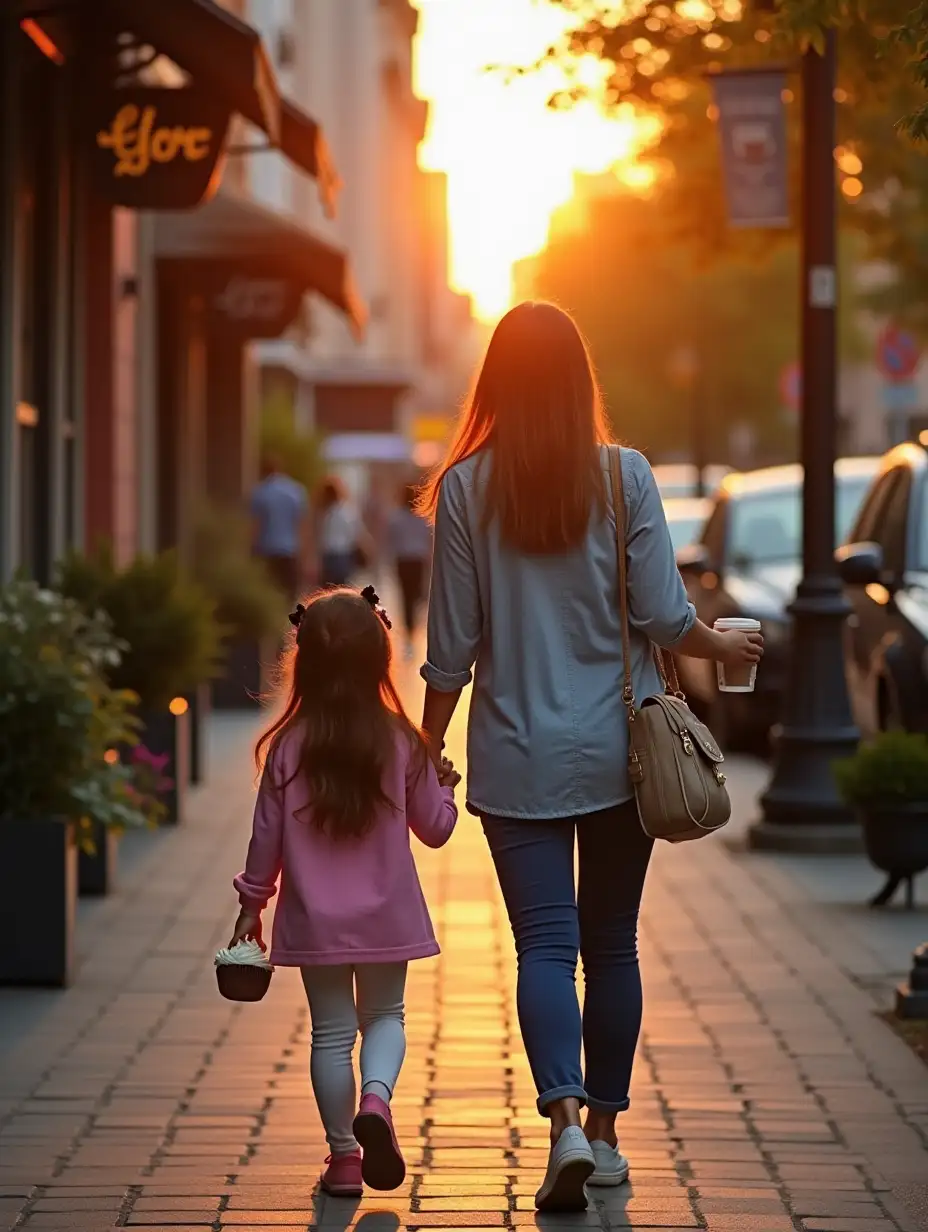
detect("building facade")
[246,0,474,493]
[0,0,389,582]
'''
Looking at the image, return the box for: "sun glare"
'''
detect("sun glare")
[412,0,660,320]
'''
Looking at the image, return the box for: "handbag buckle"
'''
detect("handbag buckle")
[629,751,644,783]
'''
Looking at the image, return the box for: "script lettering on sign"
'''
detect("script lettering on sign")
[214,278,290,322]
[97,105,213,178]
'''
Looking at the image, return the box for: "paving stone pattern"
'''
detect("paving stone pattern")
[1,673,927,1232]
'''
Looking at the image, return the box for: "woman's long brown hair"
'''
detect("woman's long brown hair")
[256,590,426,839]
[418,301,613,554]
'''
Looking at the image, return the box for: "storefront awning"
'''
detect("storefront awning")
[15,0,340,216]
[153,190,367,338]
[280,100,341,219]
[111,0,279,140]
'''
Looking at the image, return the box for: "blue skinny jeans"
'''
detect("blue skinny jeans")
[482,801,653,1117]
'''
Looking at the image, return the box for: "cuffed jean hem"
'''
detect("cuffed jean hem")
[586,1094,631,1114]
[536,1084,588,1116]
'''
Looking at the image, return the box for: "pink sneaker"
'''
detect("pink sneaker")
[352,1093,406,1191]
[320,1150,363,1196]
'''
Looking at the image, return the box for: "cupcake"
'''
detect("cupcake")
[215,938,274,1002]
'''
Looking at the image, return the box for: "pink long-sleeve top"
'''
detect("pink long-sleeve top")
[234,726,457,966]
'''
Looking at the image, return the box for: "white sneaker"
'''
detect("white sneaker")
[534,1126,596,1212]
[587,1139,630,1186]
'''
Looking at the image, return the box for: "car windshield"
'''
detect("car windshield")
[727,476,872,567]
[666,514,703,552]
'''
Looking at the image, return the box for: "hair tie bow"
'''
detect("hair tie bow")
[361,585,393,630]
[288,603,306,629]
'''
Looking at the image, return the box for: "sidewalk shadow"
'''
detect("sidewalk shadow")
[525,1187,635,1228]
[315,1189,362,1230]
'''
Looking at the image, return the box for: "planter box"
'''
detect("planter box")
[212,638,263,711]
[862,803,928,875]
[138,708,190,825]
[0,818,76,987]
[186,681,211,786]
[78,820,120,896]
[862,803,928,910]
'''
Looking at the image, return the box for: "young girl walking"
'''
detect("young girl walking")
[229,585,459,1196]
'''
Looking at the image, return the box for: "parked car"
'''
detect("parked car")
[836,441,928,736]
[675,455,881,749]
[652,463,730,500]
[663,496,711,553]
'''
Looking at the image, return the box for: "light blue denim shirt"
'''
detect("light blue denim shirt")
[421,445,696,819]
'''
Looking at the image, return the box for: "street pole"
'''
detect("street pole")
[692,266,707,499]
[749,29,862,852]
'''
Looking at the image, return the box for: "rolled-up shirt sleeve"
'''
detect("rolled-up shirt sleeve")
[625,454,696,648]
[421,468,482,691]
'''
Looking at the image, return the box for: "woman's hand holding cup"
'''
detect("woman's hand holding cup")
[713,618,764,693]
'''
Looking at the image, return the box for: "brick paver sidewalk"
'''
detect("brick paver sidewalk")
[1,668,927,1232]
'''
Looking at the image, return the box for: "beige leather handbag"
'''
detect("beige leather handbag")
[609,448,731,843]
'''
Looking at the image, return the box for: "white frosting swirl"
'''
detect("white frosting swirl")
[215,938,274,969]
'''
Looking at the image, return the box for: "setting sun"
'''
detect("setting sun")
[412,0,660,320]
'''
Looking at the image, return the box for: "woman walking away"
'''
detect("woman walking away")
[316,477,368,587]
[388,482,433,659]
[229,586,460,1196]
[418,302,763,1212]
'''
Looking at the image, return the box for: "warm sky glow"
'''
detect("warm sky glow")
[412,0,660,321]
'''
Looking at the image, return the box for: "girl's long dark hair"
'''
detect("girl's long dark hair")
[417,301,612,554]
[256,589,426,839]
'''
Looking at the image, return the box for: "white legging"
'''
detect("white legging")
[300,962,407,1156]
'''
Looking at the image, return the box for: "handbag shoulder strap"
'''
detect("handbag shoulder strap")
[608,446,682,704]
[608,446,637,713]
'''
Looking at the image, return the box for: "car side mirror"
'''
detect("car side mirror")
[835,541,883,587]
[676,542,713,576]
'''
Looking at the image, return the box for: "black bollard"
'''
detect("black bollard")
[895,943,928,1019]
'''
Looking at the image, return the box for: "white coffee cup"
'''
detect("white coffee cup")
[714,617,762,693]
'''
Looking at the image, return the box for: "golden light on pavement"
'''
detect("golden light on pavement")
[413,0,660,320]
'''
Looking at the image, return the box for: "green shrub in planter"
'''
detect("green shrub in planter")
[0,580,158,982]
[834,732,928,910]
[57,544,221,711]
[835,732,928,807]
[58,546,220,822]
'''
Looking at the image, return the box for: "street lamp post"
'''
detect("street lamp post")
[749,30,862,852]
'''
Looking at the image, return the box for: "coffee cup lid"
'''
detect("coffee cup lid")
[713,617,762,631]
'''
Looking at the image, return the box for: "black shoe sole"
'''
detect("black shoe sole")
[353,1110,406,1191]
[535,1155,595,1212]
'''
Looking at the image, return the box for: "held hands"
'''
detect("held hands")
[229,910,264,950]
[438,756,462,792]
[716,628,764,667]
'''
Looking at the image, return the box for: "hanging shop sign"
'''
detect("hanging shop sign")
[710,69,790,229]
[91,88,232,209]
[159,258,307,338]
[211,274,304,337]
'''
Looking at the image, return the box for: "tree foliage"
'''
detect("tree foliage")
[529,0,928,332]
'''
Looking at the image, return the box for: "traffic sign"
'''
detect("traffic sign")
[779,360,801,413]
[876,325,920,383]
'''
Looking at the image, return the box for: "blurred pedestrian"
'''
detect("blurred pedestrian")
[417,302,764,1212]
[316,477,370,587]
[228,586,460,1196]
[387,481,432,659]
[362,475,390,583]
[250,454,310,601]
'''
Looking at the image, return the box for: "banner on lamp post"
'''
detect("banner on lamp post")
[710,69,789,229]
